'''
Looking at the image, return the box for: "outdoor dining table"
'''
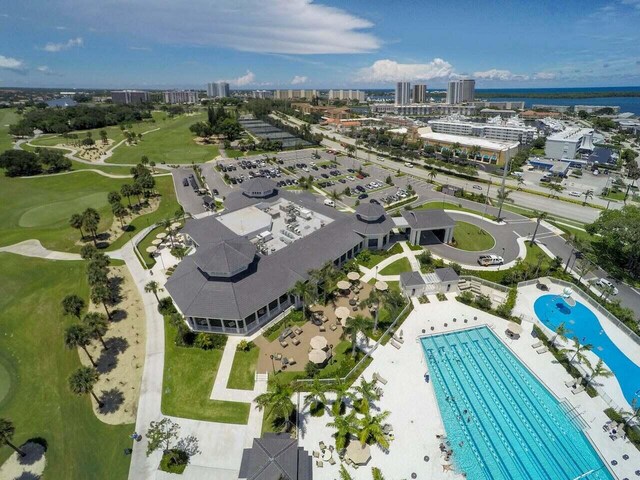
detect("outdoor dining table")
[321,449,332,461]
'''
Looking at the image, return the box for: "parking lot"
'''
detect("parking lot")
[171,167,208,216]
[519,165,614,198]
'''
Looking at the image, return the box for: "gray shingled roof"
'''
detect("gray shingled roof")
[192,238,256,276]
[399,271,425,287]
[239,433,313,480]
[355,202,386,221]
[352,213,396,236]
[240,177,278,195]
[401,209,455,230]
[435,267,459,283]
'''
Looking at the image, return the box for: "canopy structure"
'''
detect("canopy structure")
[151,239,162,245]
[156,232,167,239]
[347,271,361,281]
[375,281,388,291]
[145,246,157,253]
[308,348,329,364]
[310,336,328,350]
[346,441,371,465]
[335,306,350,320]
[506,321,523,335]
[563,296,577,307]
[337,280,351,290]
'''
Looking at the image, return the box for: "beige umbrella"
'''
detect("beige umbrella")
[151,239,162,245]
[308,348,329,364]
[537,277,551,289]
[335,306,350,320]
[156,232,167,239]
[347,271,360,281]
[346,441,371,465]
[145,246,157,253]
[310,335,328,350]
[171,222,181,229]
[337,280,351,290]
[506,321,523,335]
[375,280,388,291]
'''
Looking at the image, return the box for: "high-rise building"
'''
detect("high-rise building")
[395,82,411,105]
[163,90,199,104]
[446,79,475,104]
[328,89,365,102]
[111,90,150,105]
[412,84,427,103]
[206,81,231,98]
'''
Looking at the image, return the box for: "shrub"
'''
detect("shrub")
[475,294,492,311]
[458,291,474,305]
[194,332,227,350]
[449,262,462,275]
[418,295,429,304]
[436,292,447,301]
[158,297,177,315]
[305,361,320,377]
[175,324,196,347]
[159,449,189,474]
[237,340,254,352]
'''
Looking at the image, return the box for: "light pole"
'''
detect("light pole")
[496,155,512,221]
[270,354,277,375]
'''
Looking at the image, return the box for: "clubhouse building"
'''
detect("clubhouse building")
[166,179,455,335]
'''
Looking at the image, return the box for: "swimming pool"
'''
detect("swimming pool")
[534,294,640,405]
[422,327,613,480]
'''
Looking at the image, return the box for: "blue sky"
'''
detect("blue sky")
[1,0,640,89]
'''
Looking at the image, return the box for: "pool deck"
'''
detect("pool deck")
[300,294,640,480]
[515,283,640,412]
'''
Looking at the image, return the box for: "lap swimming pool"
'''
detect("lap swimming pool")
[422,326,612,480]
[534,294,640,405]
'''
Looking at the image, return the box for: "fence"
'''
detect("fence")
[518,277,640,347]
[293,298,414,387]
[460,275,511,293]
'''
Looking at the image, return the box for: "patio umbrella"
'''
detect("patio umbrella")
[347,271,360,281]
[308,349,329,364]
[337,280,351,290]
[506,321,523,336]
[375,281,388,291]
[335,306,350,320]
[310,336,328,350]
[145,246,157,253]
[346,441,371,465]
[537,277,551,289]
[151,239,162,245]
[156,232,167,239]
[171,222,181,229]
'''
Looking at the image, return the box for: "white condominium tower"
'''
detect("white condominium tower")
[207,81,231,98]
[446,79,475,104]
[395,81,411,105]
[412,84,427,103]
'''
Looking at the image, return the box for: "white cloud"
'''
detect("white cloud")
[129,46,152,51]
[0,55,25,72]
[228,70,256,86]
[473,69,529,81]
[43,37,83,52]
[356,58,454,83]
[291,75,308,85]
[55,26,67,30]
[62,0,380,54]
[533,72,556,80]
[37,65,62,76]
[622,0,640,9]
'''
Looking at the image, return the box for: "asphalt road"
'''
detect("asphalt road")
[171,167,207,216]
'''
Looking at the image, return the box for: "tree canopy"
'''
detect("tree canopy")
[0,148,71,177]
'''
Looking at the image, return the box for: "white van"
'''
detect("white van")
[323,199,335,208]
[404,162,414,168]
[512,172,523,178]
[478,254,504,266]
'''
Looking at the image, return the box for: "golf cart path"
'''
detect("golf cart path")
[0,239,124,261]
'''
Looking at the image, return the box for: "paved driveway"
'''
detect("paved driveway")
[172,168,207,216]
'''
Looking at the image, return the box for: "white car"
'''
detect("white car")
[596,278,618,295]
[568,191,581,197]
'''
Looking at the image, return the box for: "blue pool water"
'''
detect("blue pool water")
[534,294,640,405]
[422,327,613,480]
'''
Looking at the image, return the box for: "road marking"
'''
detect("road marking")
[513,231,521,238]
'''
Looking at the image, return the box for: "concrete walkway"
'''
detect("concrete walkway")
[0,239,83,260]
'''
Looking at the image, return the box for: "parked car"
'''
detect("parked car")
[472,185,483,190]
[182,178,189,187]
[358,193,368,199]
[596,278,618,295]
[568,191,581,197]
[477,254,504,266]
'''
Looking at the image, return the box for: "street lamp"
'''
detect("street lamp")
[270,354,277,375]
[329,344,334,365]
[496,155,512,221]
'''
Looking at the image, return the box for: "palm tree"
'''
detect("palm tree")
[254,378,297,432]
[69,213,85,240]
[62,294,85,319]
[516,176,525,190]
[529,211,547,245]
[427,168,437,184]
[326,411,358,450]
[582,188,594,205]
[289,280,316,321]
[585,359,613,388]
[364,289,382,333]
[339,465,354,480]
[330,189,342,202]
[82,208,101,246]
[353,377,380,413]
[304,378,328,412]
[68,366,103,408]
[357,410,391,449]
[622,398,640,427]
[551,322,570,347]
[566,337,593,365]
[83,312,109,350]
[343,315,370,356]
[0,418,25,457]
[330,378,355,416]
[91,283,112,320]
[372,467,385,480]
[161,218,175,246]
[145,281,160,301]
[112,202,127,229]
[575,259,595,283]
[497,188,511,203]
[64,324,97,367]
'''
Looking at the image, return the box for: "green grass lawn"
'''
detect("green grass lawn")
[69,159,136,175]
[468,243,552,284]
[0,109,20,152]
[0,171,178,253]
[135,225,164,268]
[226,347,260,390]
[452,221,495,251]
[162,319,250,424]
[263,310,307,342]
[357,243,403,269]
[379,257,412,275]
[106,113,220,165]
[0,254,132,479]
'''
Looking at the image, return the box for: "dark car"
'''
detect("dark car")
[369,198,380,204]
[358,193,368,199]
[182,178,189,187]
[212,189,219,196]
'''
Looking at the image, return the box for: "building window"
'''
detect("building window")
[257,307,267,317]
[268,299,278,311]
[194,317,208,327]
[279,293,288,304]
[245,313,256,325]
[368,238,378,248]
[210,318,222,328]
[224,319,238,330]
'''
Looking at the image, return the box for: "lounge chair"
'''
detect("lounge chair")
[373,372,388,385]
[287,357,296,366]
[565,379,578,388]
[390,339,401,349]
[294,327,303,335]
[328,457,336,465]
[531,341,544,349]
[393,335,404,344]
[274,353,282,361]
[292,338,301,346]
[572,385,585,394]
[330,324,338,331]
[279,340,289,348]
[536,346,548,354]
[319,441,326,450]
[313,451,320,458]
[319,325,326,332]
[316,460,323,468]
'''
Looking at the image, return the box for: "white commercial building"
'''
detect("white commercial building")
[371,103,478,116]
[574,105,621,114]
[328,89,365,102]
[395,82,411,106]
[428,116,536,144]
[273,89,318,100]
[163,90,198,104]
[111,90,149,104]
[545,127,595,159]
